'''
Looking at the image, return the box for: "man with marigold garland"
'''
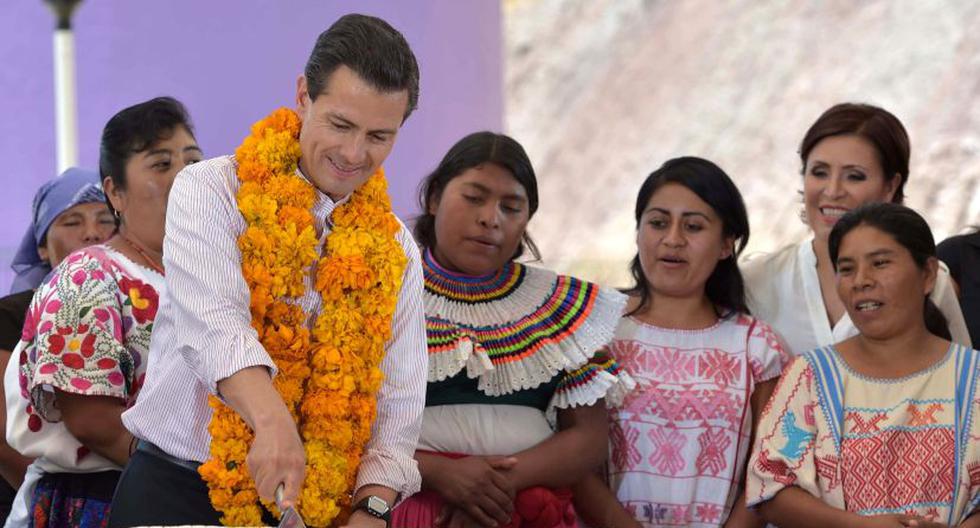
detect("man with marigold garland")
[109,14,426,528]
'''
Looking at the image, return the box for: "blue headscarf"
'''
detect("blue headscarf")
[9,168,108,294]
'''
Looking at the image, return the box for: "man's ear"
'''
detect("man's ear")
[296,75,310,115]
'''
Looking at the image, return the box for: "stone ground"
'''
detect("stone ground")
[504,0,980,285]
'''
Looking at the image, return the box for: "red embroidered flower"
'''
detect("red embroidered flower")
[107,371,124,386]
[80,334,97,358]
[70,378,92,391]
[120,277,159,323]
[27,413,41,433]
[62,353,84,370]
[47,335,65,354]
[97,358,117,370]
[47,326,84,356]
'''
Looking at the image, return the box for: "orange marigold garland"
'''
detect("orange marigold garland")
[198,108,407,527]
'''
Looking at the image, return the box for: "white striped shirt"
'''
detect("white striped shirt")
[122,155,427,498]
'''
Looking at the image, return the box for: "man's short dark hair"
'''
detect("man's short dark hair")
[305,14,420,119]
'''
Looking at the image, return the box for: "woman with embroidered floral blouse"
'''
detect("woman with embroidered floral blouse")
[572,157,788,528]
[0,167,115,522]
[391,132,633,528]
[2,97,202,528]
[747,203,980,527]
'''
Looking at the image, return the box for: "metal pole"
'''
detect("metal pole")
[46,0,82,174]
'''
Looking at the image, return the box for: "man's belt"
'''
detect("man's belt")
[136,439,202,473]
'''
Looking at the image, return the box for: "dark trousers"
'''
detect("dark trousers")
[107,447,220,528]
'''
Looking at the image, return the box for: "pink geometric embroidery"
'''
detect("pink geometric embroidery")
[695,502,723,523]
[609,340,642,371]
[750,319,788,359]
[841,428,955,513]
[704,388,742,424]
[695,427,732,476]
[610,421,642,470]
[614,342,700,383]
[651,347,698,383]
[698,349,740,386]
[907,403,943,426]
[623,381,746,432]
[648,427,687,475]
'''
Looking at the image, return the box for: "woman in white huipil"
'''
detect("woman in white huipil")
[742,103,970,356]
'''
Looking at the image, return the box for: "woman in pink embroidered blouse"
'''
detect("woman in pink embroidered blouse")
[574,157,788,528]
[2,97,202,528]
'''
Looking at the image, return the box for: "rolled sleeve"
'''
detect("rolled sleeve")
[933,263,971,348]
[354,232,427,498]
[163,161,276,394]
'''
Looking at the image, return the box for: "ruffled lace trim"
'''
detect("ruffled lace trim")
[550,352,637,410]
[425,265,627,397]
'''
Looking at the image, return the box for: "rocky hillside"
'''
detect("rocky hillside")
[505,0,980,285]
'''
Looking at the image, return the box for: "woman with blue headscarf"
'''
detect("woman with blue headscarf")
[0,168,114,522]
[7,168,115,297]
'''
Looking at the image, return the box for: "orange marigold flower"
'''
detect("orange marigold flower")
[203,107,405,527]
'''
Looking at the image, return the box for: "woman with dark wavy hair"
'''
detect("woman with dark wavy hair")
[575,157,788,528]
[748,202,980,527]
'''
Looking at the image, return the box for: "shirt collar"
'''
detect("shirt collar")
[296,164,352,223]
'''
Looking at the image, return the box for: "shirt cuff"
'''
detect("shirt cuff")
[203,332,278,395]
[354,447,422,501]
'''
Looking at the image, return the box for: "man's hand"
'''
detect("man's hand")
[246,404,306,507]
[217,366,306,507]
[428,456,517,527]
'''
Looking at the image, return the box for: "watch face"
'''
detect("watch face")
[366,496,389,514]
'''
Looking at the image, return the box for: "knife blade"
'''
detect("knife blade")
[275,484,307,528]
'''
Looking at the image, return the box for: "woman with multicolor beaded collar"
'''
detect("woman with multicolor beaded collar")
[392,132,633,528]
